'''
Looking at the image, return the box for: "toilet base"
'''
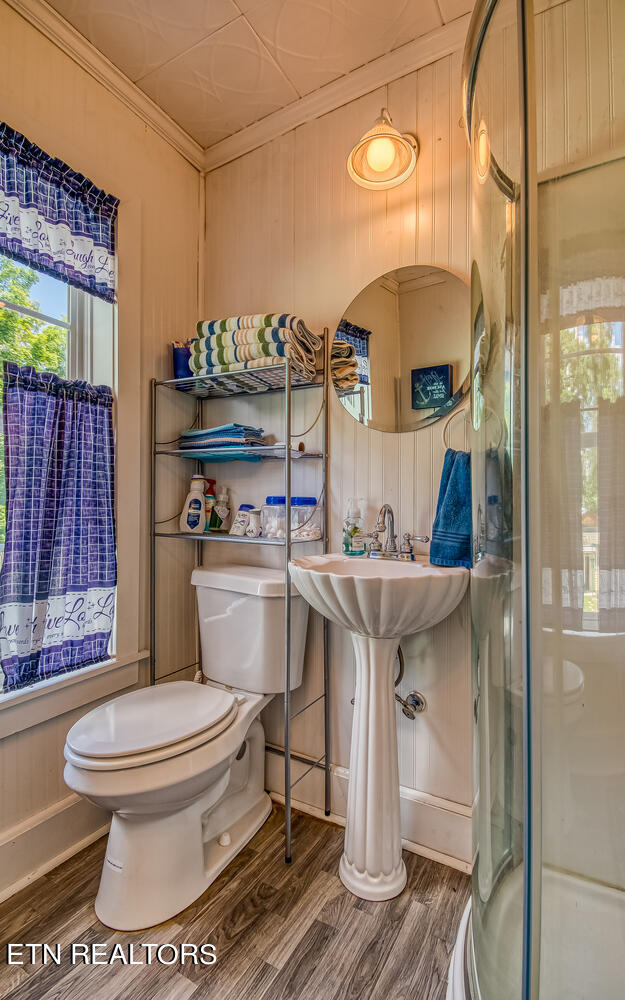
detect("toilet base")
[95,719,271,930]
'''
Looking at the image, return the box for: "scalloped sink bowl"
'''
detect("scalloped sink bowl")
[289,553,469,639]
[289,552,469,903]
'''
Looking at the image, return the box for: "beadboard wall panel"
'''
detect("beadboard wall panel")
[535,0,625,177]
[204,48,474,859]
[0,0,200,892]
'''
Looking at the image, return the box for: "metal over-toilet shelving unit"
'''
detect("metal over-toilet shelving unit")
[149,331,332,862]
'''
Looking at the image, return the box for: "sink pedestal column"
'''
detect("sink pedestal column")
[339,633,406,900]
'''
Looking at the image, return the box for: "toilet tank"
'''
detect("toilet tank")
[191,565,310,694]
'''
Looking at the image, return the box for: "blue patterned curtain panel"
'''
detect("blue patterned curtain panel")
[336,319,371,384]
[0,122,118,302]
[0,363,116,692]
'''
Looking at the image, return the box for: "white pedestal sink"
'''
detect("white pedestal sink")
[289,553,469,901]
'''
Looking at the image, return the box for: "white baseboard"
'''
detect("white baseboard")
[0,792,110,903]
[265,753,472,873]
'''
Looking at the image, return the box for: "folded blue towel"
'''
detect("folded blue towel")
[178,422,265,450]
[430,448,473,569]
[179,422,264,440]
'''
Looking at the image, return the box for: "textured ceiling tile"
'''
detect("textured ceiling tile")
[46,0,240,81]
[137,17,299,147]
[436,0,474,20]
[245,0,444,97]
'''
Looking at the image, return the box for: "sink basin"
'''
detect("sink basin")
[290,553,469,901]
[289,553,469,638]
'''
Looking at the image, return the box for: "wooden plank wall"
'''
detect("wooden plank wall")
[203,49,474,857]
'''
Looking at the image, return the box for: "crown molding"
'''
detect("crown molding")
[4,0,469,176]
[3,0,204,171]
[398,272,447,294]
[379,275,400,294]
[203,13,471,173]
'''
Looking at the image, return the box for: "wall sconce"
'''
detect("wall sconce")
[347,109,418,191]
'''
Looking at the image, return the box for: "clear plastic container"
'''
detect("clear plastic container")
[261,496,322,541]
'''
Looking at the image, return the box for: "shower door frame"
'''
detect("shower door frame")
[461,1,541,998]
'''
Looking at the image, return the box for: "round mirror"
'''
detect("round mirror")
[333,265,470,432]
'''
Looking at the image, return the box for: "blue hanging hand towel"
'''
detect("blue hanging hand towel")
[430,448,473,569]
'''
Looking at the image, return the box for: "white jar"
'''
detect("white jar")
[229,504,255,536]
[245,509,262,537]
[179,475,206,534]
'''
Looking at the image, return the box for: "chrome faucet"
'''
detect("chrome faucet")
[366,503,430,560]
[376,503,397,554]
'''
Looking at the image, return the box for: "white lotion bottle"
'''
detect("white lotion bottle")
[180,475,206,533]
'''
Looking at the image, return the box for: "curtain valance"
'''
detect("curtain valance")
[0,122,118,302]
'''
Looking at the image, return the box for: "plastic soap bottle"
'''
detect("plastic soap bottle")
[343,498,366,556]
[180,475,206,534]
[209,486,231,532]
[204,478,217,532]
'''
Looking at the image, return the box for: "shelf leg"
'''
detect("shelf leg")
[322,328,331,817]
[149,378,156,686]
[284,359,292,863]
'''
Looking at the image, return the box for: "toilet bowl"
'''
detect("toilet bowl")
[64,565,309,930]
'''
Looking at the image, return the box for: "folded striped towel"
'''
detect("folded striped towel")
[200,328,293,350]
[195,341,293,367]
[189,334,317,380]
[196,314,322,353]
[331,339,359,390]
[189,356,289,375]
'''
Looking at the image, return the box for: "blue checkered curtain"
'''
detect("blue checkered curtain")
[336,319,371,384]
[0,363,116,692]
[0,122,118,302]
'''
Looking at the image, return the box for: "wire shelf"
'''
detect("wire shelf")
[150,345,332,864]
[155,446,322,462]
[153,532,320,545]
[157,365,323,399]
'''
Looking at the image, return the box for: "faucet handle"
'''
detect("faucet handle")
[369,529,382,553]
[402,531,430,550]
[401,532,413,553]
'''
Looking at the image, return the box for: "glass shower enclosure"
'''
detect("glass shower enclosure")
[448,1,625,998]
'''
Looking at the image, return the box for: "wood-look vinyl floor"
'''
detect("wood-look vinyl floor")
[0,807,470,1000]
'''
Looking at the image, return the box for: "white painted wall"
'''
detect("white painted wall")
[204,49,474,865]
[0,0,200,898]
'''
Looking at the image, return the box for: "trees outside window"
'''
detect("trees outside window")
[0,255,71,546]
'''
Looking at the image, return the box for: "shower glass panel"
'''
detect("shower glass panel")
[535,151,625,1000]
[467,1,525,997]
[533,11,625,990]
[460,1,625,999]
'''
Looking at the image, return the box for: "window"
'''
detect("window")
[0,252,118,692]
[0,252,115,555]
[543,318,625,625]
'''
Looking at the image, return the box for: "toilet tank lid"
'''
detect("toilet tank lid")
[191,564,299,597]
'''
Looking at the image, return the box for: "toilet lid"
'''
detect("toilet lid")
[66,681,236,759]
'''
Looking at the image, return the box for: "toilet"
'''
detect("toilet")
[63,565,309,931]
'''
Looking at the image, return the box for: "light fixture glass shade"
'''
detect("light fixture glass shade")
[347,109,418,191]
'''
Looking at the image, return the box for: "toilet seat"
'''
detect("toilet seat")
[65,682,239,771]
